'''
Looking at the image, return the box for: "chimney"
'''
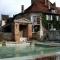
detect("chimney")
[45,0,47,5]
[45,0,48,5]
[21,5,24,13]
[1,15,9,22]
[48,1,50,9]
[53,2,56,7]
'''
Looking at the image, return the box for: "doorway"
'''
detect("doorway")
[19,25,28,37]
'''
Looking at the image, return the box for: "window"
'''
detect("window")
[37,17,40,24]
[32,25,40,32]
[46,15,52,20]
[52,15,56,20]
[51,10,56,13]
[32,16,40,24]
[33,16,37,22]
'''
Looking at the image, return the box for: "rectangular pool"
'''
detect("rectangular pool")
[0,45,60,59]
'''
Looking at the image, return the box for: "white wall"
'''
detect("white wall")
[1,20,5,26]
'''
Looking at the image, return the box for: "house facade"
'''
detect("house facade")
[12,0,60,41]
[1,0,60,42]
[25,0,60,30]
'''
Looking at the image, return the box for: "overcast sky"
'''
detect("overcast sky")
[0,0,60,18]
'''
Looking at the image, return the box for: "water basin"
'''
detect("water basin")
[0,44,60,59]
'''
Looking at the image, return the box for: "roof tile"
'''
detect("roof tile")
[24,0,60,14]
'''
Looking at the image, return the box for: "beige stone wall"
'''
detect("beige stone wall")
[13,23,20,42]
[28,24,32,40]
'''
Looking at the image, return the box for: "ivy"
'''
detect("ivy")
[42,15,60,30]
[6,18,13,24]
[52,15,57,29]
[42,15,48,29]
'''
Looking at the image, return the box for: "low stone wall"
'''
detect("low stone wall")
[0,53,57,60]
[3,33,13,40]
[0,32,3,39]
[0,32,13,41]
[56,54,60,60]
[43,30,60,41]
[34,53,57,60]
[32,33,38,38]
[35,55,56,60]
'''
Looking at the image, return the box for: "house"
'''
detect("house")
[0,15,9,32]
[1,0,60,42]
[24,0,60,30]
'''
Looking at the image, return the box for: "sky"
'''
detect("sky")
[0,0,60,18]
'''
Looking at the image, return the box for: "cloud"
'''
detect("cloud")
[0,0,59,18]
[0,0,31,15]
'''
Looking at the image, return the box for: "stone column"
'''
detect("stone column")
[14,23,20,43]
[28,24,32,40]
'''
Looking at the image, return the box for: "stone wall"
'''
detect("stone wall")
[0,32,13,41]
[28,24,32,40]
[35,55,56,60]
[32,33,39,38]
[0,32,3,39]
[43,30,60,41]
[3,33,13,40]
[56,54,60,60]
[13,23,20,42]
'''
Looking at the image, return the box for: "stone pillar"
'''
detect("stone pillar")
[14,23,20,43]
[28,24,32,40]
[39,15,43,40]
[40,19,43,39]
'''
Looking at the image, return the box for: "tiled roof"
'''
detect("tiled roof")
[24,1,49,13]
[56,7,60,14]
[24,0,60,15]
[35,0,45,3]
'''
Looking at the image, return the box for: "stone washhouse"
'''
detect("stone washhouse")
[13,18,32,42]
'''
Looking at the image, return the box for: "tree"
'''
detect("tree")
[6,17,13,23]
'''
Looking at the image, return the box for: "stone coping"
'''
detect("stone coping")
[33,53,57,58]
[35,42,60,47]
[0,53,58,60]
[0,42,30,47]
[0,41,29,44]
